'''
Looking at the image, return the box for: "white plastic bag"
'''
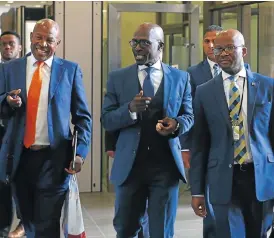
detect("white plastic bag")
[61,174,86,238]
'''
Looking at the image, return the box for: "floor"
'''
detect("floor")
[11,190,203,238]
[77,191,202,238]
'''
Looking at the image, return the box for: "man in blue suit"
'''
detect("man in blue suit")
[101,23,193,238]
[190,29,274,237]
[0,19,92,238]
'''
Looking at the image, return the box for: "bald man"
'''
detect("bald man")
[0,19,92,237]
[190,29,274,237]
[102,23,193,238]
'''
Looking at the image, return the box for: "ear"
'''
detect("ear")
[158,42,164,51]
[18,44,22,52]
[30,32,33,41]
[57,39,61,46]
[242,47,247,58]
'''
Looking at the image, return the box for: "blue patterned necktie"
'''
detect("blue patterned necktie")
[143,67,154,97]
[213,64,219,77]
[228,75,248,164]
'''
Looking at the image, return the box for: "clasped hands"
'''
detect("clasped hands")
[129,90,178,136]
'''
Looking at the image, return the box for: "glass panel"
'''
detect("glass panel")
[221,7,237,29]
[258,2,274,76]
[250,4,258,72]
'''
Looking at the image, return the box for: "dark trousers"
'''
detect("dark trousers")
[114,163,179,238]
[213,164,265,238]
[0,183,12,237]
[15,148,69,238]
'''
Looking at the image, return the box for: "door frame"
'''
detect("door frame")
[107,3,200,72]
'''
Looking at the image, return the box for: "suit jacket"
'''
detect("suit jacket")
[101,63,194,186]
[180,61,251,150]
[0,54,92,183]
[190,68,274,204]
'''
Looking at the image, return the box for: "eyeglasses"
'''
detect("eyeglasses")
[129,39,160,49]
[213,45,244,56]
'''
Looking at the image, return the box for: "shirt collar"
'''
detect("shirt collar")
[207,57,218,69]
[138,60,162,71]
[29,53,54,68]
[222,66,246,81]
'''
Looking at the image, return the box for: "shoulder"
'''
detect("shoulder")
[54,56,79,69]
[187,61,204,74]
[163,63,189,79]
[109,64,136,77]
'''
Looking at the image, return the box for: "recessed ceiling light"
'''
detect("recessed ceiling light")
[35,5,42,8]
[7,1,13,3]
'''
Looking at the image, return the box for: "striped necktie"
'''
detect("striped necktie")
[228,75,248,164]
[213,64,219,77]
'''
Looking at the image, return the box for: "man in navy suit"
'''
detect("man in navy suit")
[101,23,193,238]
[190,29,274,237]
[0,19,92,238]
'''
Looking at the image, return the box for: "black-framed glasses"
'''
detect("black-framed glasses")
[129,39,161,49]
[213,45,244,56]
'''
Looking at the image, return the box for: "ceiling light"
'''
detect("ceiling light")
[5,3,10,7]
[35,5,42,8]
[7,1,13,3]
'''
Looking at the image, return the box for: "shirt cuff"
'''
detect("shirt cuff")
[129,111,137,120]
[181,149,190,152]
[192,195,204,197]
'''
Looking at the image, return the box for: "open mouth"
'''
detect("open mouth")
[136,55,145,60]
[36,47,48,55]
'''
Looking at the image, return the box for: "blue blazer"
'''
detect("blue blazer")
[0,54,92,183]
[101,63,194,186]
[190,68,274,203]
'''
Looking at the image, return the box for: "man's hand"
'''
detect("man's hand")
[191,196,207,218]
[182,151,191,169]
[6,89,22,108]
[107,150,115,158]
[65,156,83,174]
[129,90,151,113]
[156,117,178,136]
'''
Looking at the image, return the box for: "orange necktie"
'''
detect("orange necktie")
[24,61,44,148]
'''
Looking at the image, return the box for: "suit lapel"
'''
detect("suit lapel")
[202,60,213,82]
[213,74,231,128]
[246,69,259,127]
[48,56,65,102]
[162,63,172,116]
[17,56,28,104]
[125,64,140,98]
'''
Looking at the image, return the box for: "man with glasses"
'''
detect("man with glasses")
[0,31,24,238]
[190,29,274,237]
[102,23,193,238]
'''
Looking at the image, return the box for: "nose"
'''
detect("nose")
[220,50,229,56]
[135,44,142,51]
[209,42,214,48]
[39,39,47,47]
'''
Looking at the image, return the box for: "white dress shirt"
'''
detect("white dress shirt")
[130,60,163,120]
[222,67,252,163]
[26,54,53,145]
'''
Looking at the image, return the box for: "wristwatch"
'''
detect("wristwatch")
[172,119,180,135]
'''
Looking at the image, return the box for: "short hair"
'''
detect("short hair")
[205,25,223,33]
[0,31,21,42]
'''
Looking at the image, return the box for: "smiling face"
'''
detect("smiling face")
[30,19,60,61]
[131,24,164,66]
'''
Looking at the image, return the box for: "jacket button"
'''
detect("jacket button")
[133,150,136,154]
[229,164,232,168]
